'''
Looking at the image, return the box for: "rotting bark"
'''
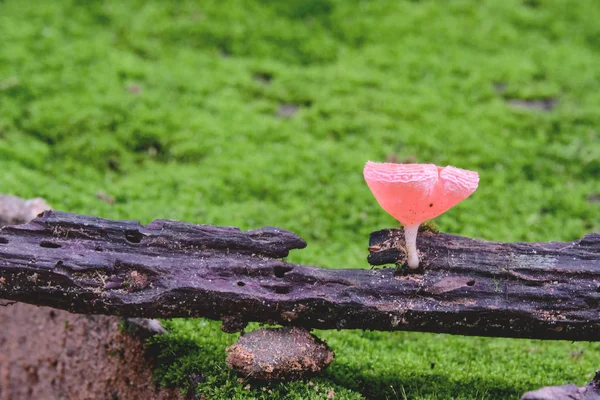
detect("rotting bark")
[226,326,334,380]
[520,370,600,400]
[0,211,599,340]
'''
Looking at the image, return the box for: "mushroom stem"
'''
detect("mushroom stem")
[404,223,420,269]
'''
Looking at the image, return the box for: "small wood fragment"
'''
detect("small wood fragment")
[521,370,600,400]
[0,195,51,226]
[226,327,334,380]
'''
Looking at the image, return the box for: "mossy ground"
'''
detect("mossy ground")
[2,0,600,398]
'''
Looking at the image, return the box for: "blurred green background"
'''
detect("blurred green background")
[1,0,600,398]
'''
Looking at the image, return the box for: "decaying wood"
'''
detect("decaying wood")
[0,195,51,226]
[0,302,183,400]
[0,211,599,340]
[520,370,600,400]
[226,327,334,380]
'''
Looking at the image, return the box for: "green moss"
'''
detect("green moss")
[2,0,600,398]
[148,320,363,399]
[419,221,440,234]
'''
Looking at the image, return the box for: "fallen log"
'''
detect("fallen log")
[0,211,599,340]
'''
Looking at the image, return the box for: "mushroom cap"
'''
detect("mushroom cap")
[364,162,479,225]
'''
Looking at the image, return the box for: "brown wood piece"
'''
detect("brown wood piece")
[0,211,599,340]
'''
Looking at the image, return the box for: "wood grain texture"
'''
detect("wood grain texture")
[0,211,599,339]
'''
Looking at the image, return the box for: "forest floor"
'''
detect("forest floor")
[1,0,600,398]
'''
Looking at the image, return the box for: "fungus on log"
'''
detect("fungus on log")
[363,162,479,269]
[0,211,599,340]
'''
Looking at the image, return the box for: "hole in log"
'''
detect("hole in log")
[0,237,8,244]
[466,280,476,287]
[273,265,293,278]
[125,230,144,244]
[237,281,245,287]
[54,260,68,274]
[95,246,103,252]
[275,286,291,294]
[40,241,61,249]
[585,298,599,308]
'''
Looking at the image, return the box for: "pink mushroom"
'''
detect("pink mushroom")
[364,162,479,269]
